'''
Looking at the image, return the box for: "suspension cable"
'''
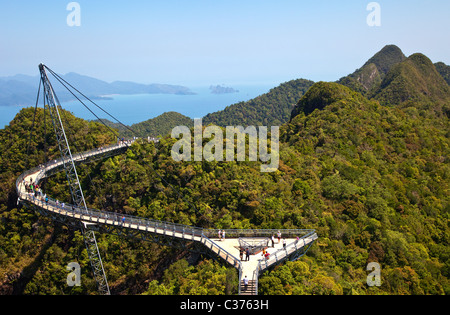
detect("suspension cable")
[26,78,42,169]
[43,65,200,216]
[45,66,136,136]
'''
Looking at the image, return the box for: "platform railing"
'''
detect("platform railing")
[203,229,316,240]
[256,231,318,272]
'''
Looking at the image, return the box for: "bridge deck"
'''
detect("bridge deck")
[212,237,298,279]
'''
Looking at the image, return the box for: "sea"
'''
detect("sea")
[0,84,274,129]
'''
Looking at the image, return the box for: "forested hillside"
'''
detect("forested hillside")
[0,45,449,295]
[95,112,193,139]
[435,62,450,86]
[203,79,314,128]
[126,111,193,138]
[0,109,118,294]
[275,81,449,294]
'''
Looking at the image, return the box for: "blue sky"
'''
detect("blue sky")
[1,0,449,86]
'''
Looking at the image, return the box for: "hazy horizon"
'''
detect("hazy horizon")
[0,83,275,128]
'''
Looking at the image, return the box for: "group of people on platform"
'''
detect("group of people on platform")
[217,230,290,262]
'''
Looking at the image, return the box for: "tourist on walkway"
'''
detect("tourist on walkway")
[243,276,249,291]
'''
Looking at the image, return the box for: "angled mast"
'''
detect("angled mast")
[38,64,87,210]
[38,64,110,295]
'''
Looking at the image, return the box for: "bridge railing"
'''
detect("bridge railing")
[256,231,318,273]
[248,230,317,295]
[20,190,205,239]
[199,235,243,294]
[203,229,315,240]
[238,238,269,255]
[16,142,128,194]
[40,142,129,176]
[200,236,242,270]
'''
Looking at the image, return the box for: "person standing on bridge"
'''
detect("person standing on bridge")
[222,230,226,241]
[243,276,249,291]
[218,229,222,240]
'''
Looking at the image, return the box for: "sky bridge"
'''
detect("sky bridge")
[17,143,317,295]
[16,64,318,295]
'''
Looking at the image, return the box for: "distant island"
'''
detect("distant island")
[209,85,239,94]
[0,72,195,107]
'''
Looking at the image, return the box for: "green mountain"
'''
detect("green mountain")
[370,53,450,110]
[337,45,407,95]
[336,45,450,117]
[434,62,450,85]
[203,79,314,128]
[290,81,362,118]
[127,111,193,138]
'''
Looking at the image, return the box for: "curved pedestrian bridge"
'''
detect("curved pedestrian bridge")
[16,142,318,295]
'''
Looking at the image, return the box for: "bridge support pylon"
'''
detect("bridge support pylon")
[82,222,110,295]
[38,63,110,295]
